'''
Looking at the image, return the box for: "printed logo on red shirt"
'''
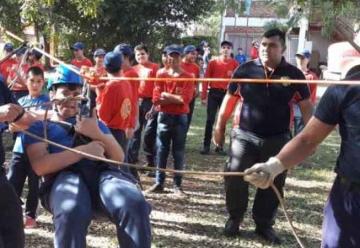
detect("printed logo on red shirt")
[120,98,132,119]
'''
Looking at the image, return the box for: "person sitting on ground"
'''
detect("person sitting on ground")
[23,64,151,248]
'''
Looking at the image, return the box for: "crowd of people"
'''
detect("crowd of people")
[0,27,359,248]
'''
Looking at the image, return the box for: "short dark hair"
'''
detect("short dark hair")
[27,66,44,78]
[134,43,148,53]
[262,28,286,47]
[53,83,81,91]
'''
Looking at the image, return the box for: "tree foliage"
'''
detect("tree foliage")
[1,0,215,61]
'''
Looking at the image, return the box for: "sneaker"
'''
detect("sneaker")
[200,146,210,155]
[145,183,164,193]
[224,218,240,237]
[214,146,226,156]
[173,186,187,197]
[255,226,282,244]
[24,216,37,229]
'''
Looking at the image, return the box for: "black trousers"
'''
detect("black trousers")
[0,169,24,248]
[203,89,226,148]
[186,97,196,132]
[224,128,290,228]
[127,98,153,164]
[7,152,39,219]
[142,111,158,166]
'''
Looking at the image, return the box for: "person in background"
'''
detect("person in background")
[250,40,259,60]
[70,42,93,69]
[0,43,17,81]
[235,47,247,64]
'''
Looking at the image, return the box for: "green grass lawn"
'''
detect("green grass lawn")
[6,99,339,247]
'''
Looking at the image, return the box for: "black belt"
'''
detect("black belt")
[338,176,360,191]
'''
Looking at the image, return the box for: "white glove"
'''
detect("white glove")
[244,157,285,189]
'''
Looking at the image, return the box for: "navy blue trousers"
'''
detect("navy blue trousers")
[321,176,360,248]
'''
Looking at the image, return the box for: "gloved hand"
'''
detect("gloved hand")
[244,157,285,189]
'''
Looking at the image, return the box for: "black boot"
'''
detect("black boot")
[224,217,241,237]
[255,226,281,244]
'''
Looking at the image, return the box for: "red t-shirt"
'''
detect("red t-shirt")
[153,69,194,114]
[181,61,200,99]
[97,79,134,131]
[71,57,93,69]
[201,58,239,100]
[8,63,30,91]
[122,68,140,128]
[304,70,318,104]
[133,62,159,98]
[250,47,259,60]
[0,58,17,81]
[29,61,45,71]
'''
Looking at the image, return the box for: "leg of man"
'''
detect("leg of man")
[49,171,92,248]
[143,111,158,167]
[321,177,360,248]
[99,170,151,248]
[7,152,27,199]
[155,113,172,186]
[224,129,260,236]
[252,133,290,244]
[25,155,39,219]
[127,98,152,164]
[171,114,187,188]
[0,170,24,248]
[202,90,219,152]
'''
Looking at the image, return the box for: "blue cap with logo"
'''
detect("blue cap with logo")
[49,64,83,90]
[104,51,122,73]
[166,44,183,55]
[296,49,311,59]
[94,48,106,57]
[113,43,133,57]
[71,42,85,50]
[3,43,14,52]
[184,45,197,54]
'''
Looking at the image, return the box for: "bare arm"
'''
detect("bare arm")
[159,92,184,105]
[298,98,313,125]
[277,116,335,169]
[27,141,105,176]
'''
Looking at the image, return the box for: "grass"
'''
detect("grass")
[4,99,340,247]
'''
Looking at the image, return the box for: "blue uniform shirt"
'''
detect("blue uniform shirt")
[13,94,50,154]
[229,58,310,137]
[23,117,110,154]
[0,80,17,165]
[315,85,360,183]
[235,54,247,64]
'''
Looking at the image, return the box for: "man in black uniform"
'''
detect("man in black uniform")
[245,71,360,248]
[214,28,313,244]
[0,79,25,248]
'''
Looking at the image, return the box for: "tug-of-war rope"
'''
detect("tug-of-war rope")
[5,28,359,248]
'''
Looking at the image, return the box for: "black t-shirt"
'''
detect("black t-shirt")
[0,79,16,166]
[315,85,360,183]
[229,58,310,137]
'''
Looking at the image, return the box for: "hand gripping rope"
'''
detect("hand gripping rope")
[7,28,357,248]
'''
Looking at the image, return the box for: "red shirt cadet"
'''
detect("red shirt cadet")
[70,42,93,69]
[133,62,159,98]
[96,52,135,131]
[0,57,17,81]
[122,67,139,129]
[181,60,200,97]
[201,57,238,100]
[153,68,194,114]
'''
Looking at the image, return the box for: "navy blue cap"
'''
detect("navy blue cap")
[71,42,85,50]
[296,49,311,59]
[166,44,183,55]
[113,43,133,57]
[16,47,27,56]
[94,48,106,57]
[104,51,122,73]
[3,43,14,52]
[221,40,233,48]
[29,49,43,59]
[184,45,197,54]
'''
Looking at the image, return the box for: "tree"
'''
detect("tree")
[1,0,215,63]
